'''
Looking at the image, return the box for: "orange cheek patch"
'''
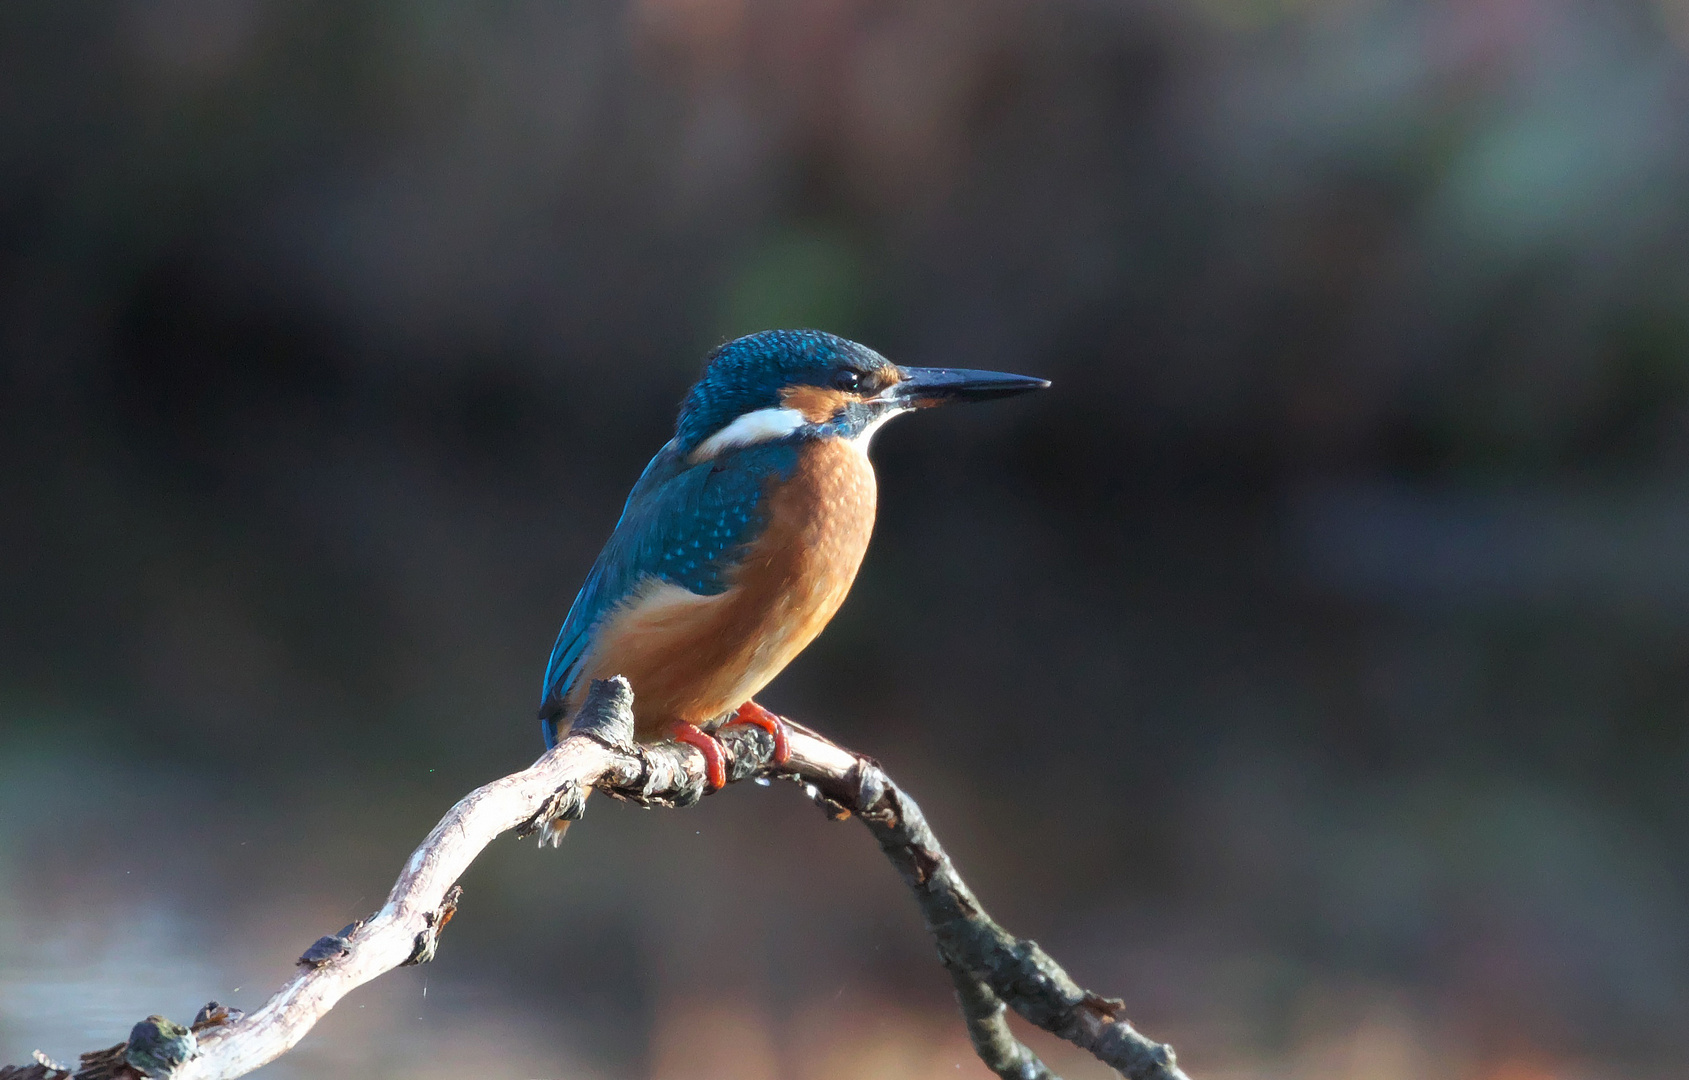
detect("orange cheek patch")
[780,384,859,422]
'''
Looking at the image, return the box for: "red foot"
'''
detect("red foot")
[727,700,791,766]
[665,720,727,792]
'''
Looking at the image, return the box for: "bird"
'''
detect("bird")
[538,328,1048,789]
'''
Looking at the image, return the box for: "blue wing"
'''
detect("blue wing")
[538,438,801,746]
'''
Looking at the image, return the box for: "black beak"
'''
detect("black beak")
[891,366,1051,406]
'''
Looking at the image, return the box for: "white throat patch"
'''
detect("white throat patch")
[691,406,807,461]
[849,407,905,455]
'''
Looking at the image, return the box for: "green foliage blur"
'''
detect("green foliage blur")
[3,2,1688,1077]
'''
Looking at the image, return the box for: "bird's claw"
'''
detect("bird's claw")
[663,703,789,793]
[665,721,728,792]
[727,700,791,767]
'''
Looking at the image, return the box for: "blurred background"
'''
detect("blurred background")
[3,1,1688,1077]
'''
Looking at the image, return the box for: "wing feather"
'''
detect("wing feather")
[538,439,799,745]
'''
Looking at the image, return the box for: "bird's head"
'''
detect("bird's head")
[677,329,1048,461]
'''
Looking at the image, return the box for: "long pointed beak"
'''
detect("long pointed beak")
[891,366,1051,406]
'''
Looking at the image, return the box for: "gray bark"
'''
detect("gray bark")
[3,678,1187,1080]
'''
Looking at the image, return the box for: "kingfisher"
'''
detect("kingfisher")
[539,329,1048,789]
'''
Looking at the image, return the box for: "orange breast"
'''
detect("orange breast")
[569,437,878,740]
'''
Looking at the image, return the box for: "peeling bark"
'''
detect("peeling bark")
[5,679,1188,1080]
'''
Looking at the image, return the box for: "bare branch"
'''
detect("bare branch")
[7,679,1187,1080]
[776,717,1186,1080]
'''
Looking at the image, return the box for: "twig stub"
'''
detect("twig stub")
[4,679,1189,1080]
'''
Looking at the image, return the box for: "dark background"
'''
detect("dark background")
[3,2,1688,1078]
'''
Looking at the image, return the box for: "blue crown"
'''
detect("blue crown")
[675,329,894,453]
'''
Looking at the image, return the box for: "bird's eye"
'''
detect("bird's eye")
[831,369,862,392]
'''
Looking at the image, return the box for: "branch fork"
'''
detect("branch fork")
[4,679,1188,1080]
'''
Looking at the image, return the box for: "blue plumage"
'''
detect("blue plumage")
[675,330,894,454]
[536,328,1047,757]
[539,437,801,745]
